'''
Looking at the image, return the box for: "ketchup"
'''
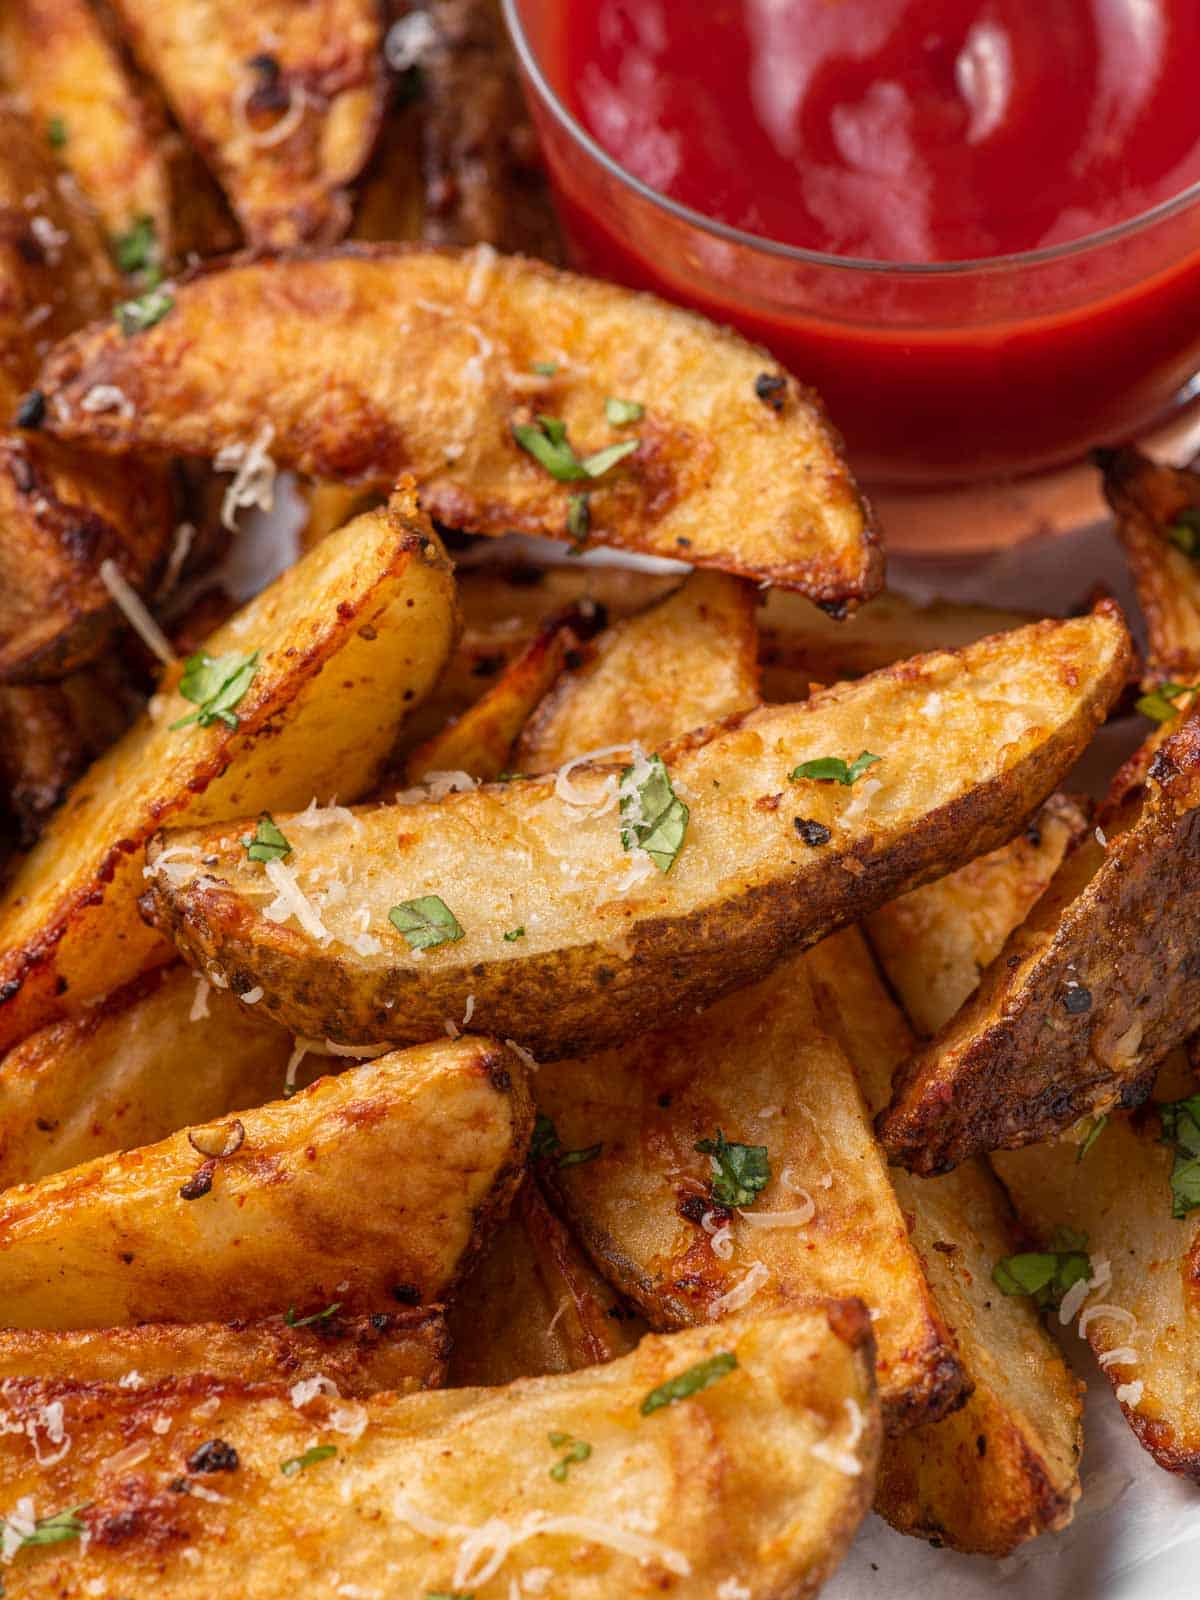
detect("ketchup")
[562,0,1200,265]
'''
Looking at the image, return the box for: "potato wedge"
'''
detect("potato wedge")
[35,246,882,602]
[405,603,588,784]
[447,1176,645,1386]
[806,927,1084,1555]
[0,1307,878,1599]
[880,710,1200,1172]
[105,0,384,247]
[0,1035,530,1329]
[1101,445,1200,680]
[0,966,309,1189]
[759,588,1036,703]
[514,571,760,772]
[0,1309,448,1394]
[145,608,1132,1056]
[0,486,457,1051]
[538,952,966,1434]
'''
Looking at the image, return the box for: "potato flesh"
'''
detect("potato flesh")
[0,1309,878,1600]
[146,611,1131,1056]
[0,1036,531,1328]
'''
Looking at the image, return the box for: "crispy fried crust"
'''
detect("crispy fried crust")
[0,1309,878,1600]
[0,1309,448,1393]
[538,952,967,1435]
[35,245,882,602]
[807,927,1084,1555]
[105,0,385,246]
[880,712,1200,1173]
[144,610,1131,1057]
[0,1036,531,1328]
[446,1176,644,1385]
[0,488,457,1052]
[1101,445,1200,681]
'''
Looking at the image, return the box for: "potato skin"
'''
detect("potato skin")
[1101,445,1200,682]
[145,610,1132,1059]
[36,244,881,603]
[0,1308,878,1600]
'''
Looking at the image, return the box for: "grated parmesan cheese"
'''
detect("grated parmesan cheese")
[738,1192,815,1229]
[117,1370,144,1390]
[263,859,332,942]
[240,986,264,1004]
[99,559,176,665]
[215,421,277,531]
[105,1439,151,1474]
[462,994,476,1027]
[290,1376,339,1409]
[1115,1379,1144,1406]
[1078,1303,1137,1338]
[717,1580,752,1600]
[291,797,367,832]
[79,384,134,419]
[505,1039,538,1073]
[384,10,439,70]
[465,243,498,307]
[708,1260,770,1319]
[1060,1255,1112,1326]
[190,978,211,1023]
[1097,1346,1139,1370]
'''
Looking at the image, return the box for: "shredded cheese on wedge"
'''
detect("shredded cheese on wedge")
[215,421,277,531]
[1115,1379,1144,1406]
[263,859,332,942]
[738,1193,816,1229]
[708,1260,770,1318]
[99,559,176,665]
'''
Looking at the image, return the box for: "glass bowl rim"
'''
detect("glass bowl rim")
[501,0,1200,279]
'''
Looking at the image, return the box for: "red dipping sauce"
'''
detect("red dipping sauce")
[506,0,1200,488]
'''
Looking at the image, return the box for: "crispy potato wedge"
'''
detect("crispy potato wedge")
[0,0,234,261]
[0,966,309,1189]
[0,486,457,1051]
[538,952,966,1434]
[105,0,384,247]
[880,711,1200,1173]
[447,1176,645,1386]
[0,1307,878,1600]
[0,1309,448,1394]
[866,792,1091,1038]
[145,609,1131,1056]
[1101,445,1200,680]
[514,572,761,773]
[405,604,587,784]
[759,589,1036,703]
[0,1035,530,1329]
[36,246,881,602]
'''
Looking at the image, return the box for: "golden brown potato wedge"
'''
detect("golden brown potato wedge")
[514,571,760,772]
[447,1176,645,1386]
[105,0,384,247]
[0,1307,878,1600]
[144,609,1132,1056]
[0,965,308,1190]
[405,603,588,784]
[0,486,457,1051]
[880,710,1200,1173]
[36,246,882,603]
[0,0,235,262]
[0,1035,530,1329]
[538,952,966,1435]
[0,1309,448,1394]
[759,588,1036,703]
[807,927,1084,1555]
[1101,445,1200,681]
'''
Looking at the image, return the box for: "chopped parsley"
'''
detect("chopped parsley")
[1076,1114,1108,1163]
[548,1430,592,1482]
[790,751,881,786]
[503,926,526,942]
[2,1504,89,1550]
[285,1301,341,1328]
[116,286,174,336]
[640,1351,738,1415]
[280,1444,337,1476]
[530,360,558,376]
[512,416,638,482]
[1159,1094,1200,1217]
[388,895,464,950]
[558,1143,603,1169]
[605,396,644,425]
[619,753,689,873]
[1136,681,1198,724]
[170,650,260,730]
[426,1593,473,1600]
[531,1112,602,1169]
[695,1129,770,1209]
[113,214,162,286]
[46,116,67,149]
[993,1227,1091,1308]
[1166,506,1200,557]
[242,813,291,863]
[566,492,590,548]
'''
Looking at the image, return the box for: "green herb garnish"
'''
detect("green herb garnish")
[605,397,644,425]
[1136,681,1198,724]
[2,1504,90,1551]
[993,1227,1091,1308]
[113,214,162,285]
[388,895,464,950]
[557,1144,602,1169]
[619,753,689,873]
[790,752,881,786]
[640,1351,737,1415]
[116,286,174,336]
[548,1430,592,1482]
[1159,1094,1200,1217]
[695,1129,770,1209]
[531,361,558,377]
[1167,507,1200,557]
[242,813,292,863]
[530,1113,601,1169]
[566,492,591,548]
[503,926,526,942]
[46,116,67,149]
[285,1301,341,1328]
[170,650,260,730]
[1076,1115,1108,1163]
[513,417,638,482]
[281,1444,337,1477]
